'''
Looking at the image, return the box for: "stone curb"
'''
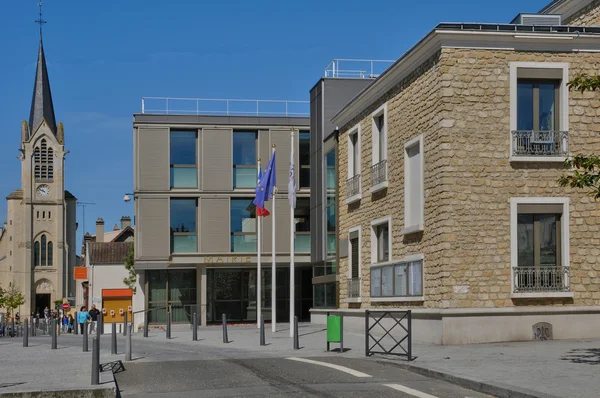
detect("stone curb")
[376,358,563,398]
[0,387,116,398]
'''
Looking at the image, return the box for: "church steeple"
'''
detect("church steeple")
[28,2,56,138]
[28,37,57,137]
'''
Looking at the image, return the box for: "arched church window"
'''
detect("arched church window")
[41,234,47,266]
[47,241,53,266]
[34,241,40,267]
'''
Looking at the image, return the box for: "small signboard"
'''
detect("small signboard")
[61,303,70,311]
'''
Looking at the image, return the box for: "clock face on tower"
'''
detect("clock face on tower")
[37,185,50,197]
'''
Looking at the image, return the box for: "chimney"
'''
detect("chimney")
[95,218,104,243]
[121,216,132,230]
[113,224,119,231]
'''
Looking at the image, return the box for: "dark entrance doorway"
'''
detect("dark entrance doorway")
[35,293,51,314]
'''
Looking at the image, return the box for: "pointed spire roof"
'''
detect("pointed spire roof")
[29,37,57,137]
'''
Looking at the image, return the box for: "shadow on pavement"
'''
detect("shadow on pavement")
[561,348,600,365]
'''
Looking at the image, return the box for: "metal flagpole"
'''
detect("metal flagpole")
[271,144,277,333]
[257,158,262,329]
[289,130,296,338]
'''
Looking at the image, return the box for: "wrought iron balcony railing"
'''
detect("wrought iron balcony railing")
[346,174,361,198]
[512,266,570,293]
[347,278,361,298]
[371,160,387,186]
[511,130,569,157]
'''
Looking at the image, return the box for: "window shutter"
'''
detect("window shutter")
[350,237,359,278]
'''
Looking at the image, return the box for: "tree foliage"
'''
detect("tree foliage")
[568,73,600,92]
[558,76,600,197]
[3,283,25,312]
[0,284,6,309]
[123,246,137,294]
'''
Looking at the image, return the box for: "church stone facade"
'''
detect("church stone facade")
[0,38,77,314]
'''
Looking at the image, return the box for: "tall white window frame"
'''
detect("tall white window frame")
[371,103,388,193]
[370,216,392,266]
[346,124,362,204]
[402,135,424,235]
[347,225,362,302]
[510,197,572,298]
[509,62,570,162]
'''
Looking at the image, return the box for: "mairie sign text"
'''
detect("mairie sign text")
[203,256,252,264]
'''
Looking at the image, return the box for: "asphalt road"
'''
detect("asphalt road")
[114,356,494,398]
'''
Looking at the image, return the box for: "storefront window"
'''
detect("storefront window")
[147,269,197,324]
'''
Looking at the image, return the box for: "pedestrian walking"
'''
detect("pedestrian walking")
[78,306,90,335]
[89,305,100,334]
[68,314,74,333]
[62,314,69,333]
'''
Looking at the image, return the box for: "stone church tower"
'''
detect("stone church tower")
[0,36,77,314]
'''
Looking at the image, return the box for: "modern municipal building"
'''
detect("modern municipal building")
[131,99,314,326]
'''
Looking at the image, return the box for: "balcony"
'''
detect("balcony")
[511,130,569,161]
[347,278,361,299]
[370,160,388,193]
[346,174,361,204]
[512,266,571,295]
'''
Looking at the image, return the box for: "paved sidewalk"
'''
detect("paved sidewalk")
[0,336,119,397]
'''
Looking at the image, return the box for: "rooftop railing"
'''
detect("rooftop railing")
[324,59,395,79]
[141,97,309,117]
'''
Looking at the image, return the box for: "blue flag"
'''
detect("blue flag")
[253,151,276,209]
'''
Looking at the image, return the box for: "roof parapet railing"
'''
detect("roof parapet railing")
[141,97,310,116]
[324,58,395,78]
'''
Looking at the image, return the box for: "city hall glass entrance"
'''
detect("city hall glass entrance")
[207,267,312,323]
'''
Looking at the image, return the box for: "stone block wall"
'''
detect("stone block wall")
[337,51,454,309]
[564,0,600,26]
[337,47,600,311]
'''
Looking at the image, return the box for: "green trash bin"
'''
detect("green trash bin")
[326,313,343,352]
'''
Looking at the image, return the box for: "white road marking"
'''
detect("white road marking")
[286,357,372,378]
[383,383,440,398]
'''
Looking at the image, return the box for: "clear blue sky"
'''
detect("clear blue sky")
[0,0,550,253]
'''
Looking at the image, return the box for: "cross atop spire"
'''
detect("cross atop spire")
[28,1,56,138]
[35,1,47,39]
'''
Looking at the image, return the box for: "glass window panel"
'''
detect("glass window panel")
[170,199,197,233]
[299,131,310,188]
[295,234,311,253]
[171,167,197,188]
[381,266,394,296]
[230,199,256,233]
[371,268,381,297]
[517,214,534,267]
[326,150,336,190]
[233,132,257,166]
[170,131,196,165]
[517,82,534,131]
[148,270,167,302]
[295,198,310,232]
[394,264,407,296]
[234,168,257,189]
[168,270,197,302]
[538,84,556,131]
[47,242,53,266]
[409,261,423,296]
[327,233,336,259]
[231,234,257,252]
[314,284,326,308]
[539,214,558,266]
[326,204,336,232]
[377,224,389,263]
[325,283,336,307]
[41,235,47,266]
[172,235,197,253]
[214,271,242,300]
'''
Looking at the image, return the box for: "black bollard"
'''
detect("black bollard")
[51,320,57,349]
[74,312,78,335]
[222,313,228,344]
[260,314,265,346]
[98,313,104,336]
[23,319,29,348]
[97,314,102,343]
[111,322,117,355]
[125,324,132,361]
[293,316,300,350]
[83,320,89,352]
[192,312,198,341]
[166,311,171,340]
[123,312,128,337]
[91,337,100,385]
[143,312,149,338]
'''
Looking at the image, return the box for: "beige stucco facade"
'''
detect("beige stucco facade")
[323,4,600,344]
